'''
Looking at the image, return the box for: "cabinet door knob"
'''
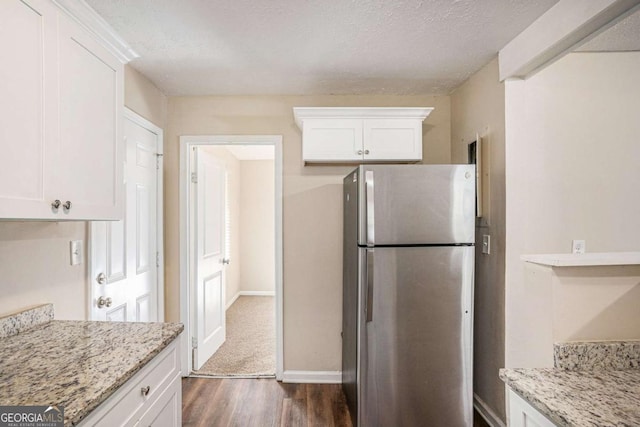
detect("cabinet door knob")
[364,149,370,155]
[357,150,363,155]
[63,201,72,210]
[141,385,151,396]
[51,200,61,209]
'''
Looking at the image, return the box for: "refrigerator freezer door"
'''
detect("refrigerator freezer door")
[357,165,475,246]
[360,246,474,427]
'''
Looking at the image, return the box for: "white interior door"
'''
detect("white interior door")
[90,114,161,322]
[192,148,227,370]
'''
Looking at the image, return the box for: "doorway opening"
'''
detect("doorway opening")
[179,135,283,380]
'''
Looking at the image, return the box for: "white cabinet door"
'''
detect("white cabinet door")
[0,1,124,220]
[364,119,423,161]
[137,376,181,427]
[0,0,58,219]
[508,390,557,427]
[302,119,363,162]
[56,13,124,220]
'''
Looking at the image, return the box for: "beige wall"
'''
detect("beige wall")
[164,95,451,371]
[200,146,242,307]
[505,52,640,369]
[0,222,87,319]
[0,66,167,320]
[240,160,275,293]
[124,65,168,128]
[451,57,506,421]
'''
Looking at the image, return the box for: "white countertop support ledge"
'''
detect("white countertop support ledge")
[521,252,640,267]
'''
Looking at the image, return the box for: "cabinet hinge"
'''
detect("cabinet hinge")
[192,337,198,349]
[156,153,163,170]
[191,172,198,184]
[156,252,160,268]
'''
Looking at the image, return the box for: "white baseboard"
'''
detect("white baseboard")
[240,290,275,296]
[474,393,506,427]
[226,292,240,310]
[225,290,275,310]
[282,370,342,384]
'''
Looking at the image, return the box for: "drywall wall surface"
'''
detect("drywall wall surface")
[124,65,168,128]
[0,222,87,320]
[201,146,242,307]
[240,160,275,293]
[164,94,451,371]
[504,52,640,369]
[451,57,506,422]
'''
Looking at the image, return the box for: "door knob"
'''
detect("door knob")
[96,272,106,285]
[97,296,112,308]
[51,200,61,209]
[63,201,72,210]
[357,150,363,155]
[364,149,370,155]
[222,258,230,265]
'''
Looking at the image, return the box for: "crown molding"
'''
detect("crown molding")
[293,107,434,129]
[52,0,139,63]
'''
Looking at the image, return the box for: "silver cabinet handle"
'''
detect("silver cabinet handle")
[51,200,61,209]
[63,201,71,210]
[96,273,106,285]
[97,296,112,308]
[141,385,150,396]
[366,249,374,323]
[357,150,363,155]
[365,170,375,247]
[364,149,370,155]
[221,258,230,265]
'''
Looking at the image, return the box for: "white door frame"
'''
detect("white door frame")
[88,107,165,321]
[179,135,283,379]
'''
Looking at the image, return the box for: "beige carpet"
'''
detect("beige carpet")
[194,296,275,377]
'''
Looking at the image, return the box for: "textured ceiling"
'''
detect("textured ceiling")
[86,0,558,96]
[576,8,640,52]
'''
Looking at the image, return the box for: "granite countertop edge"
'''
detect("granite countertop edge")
[500,368,568,427]
[70,322,184,426]
[500,366,640,427]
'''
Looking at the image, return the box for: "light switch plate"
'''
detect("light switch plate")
[70,240,83,265]
[482,235,490,254]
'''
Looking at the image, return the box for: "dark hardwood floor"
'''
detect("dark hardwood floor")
[183,377,491,426]
[182,377,353,427]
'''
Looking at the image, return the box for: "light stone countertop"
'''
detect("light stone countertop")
[501,340,640,427]
[0,307,183,426]
[500,368,640,426]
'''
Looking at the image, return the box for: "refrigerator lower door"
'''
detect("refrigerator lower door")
[359,246,474,427]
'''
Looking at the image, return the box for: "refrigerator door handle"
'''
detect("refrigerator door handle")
[366,249,374,322]
[365,170,375,247]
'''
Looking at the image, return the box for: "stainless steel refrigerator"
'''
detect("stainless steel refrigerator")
[342,164,475,427]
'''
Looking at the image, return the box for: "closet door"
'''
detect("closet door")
[57,13,124,220]
[0,0,58,219]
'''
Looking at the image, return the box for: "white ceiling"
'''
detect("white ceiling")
[86,0,559,96]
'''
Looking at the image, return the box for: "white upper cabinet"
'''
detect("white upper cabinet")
[294,107,433,163]
[0,0,135,220]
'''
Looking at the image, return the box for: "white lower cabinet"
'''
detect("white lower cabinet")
[80,340,181,427]
[508,390,556,427]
